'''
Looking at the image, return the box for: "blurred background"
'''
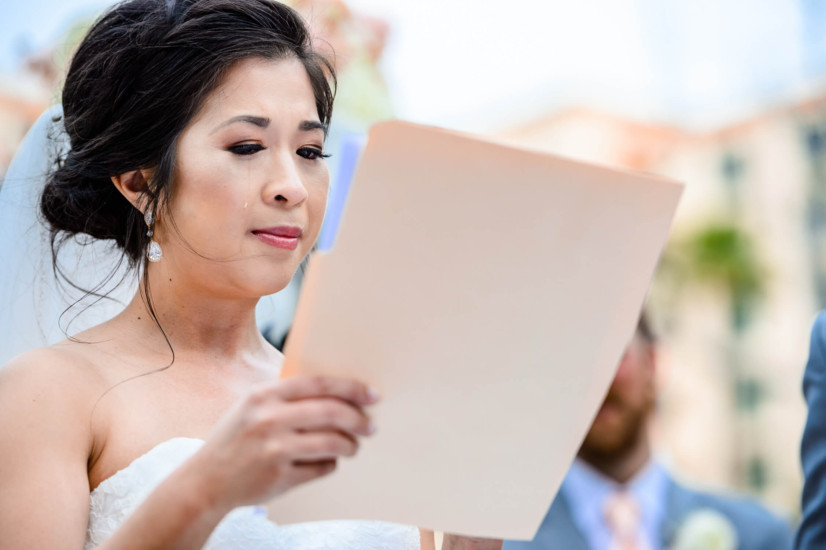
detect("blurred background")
[2,0,826,523]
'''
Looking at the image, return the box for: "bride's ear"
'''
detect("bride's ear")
[111,169,155,213]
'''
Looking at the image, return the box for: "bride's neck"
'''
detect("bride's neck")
[118,268,267,360]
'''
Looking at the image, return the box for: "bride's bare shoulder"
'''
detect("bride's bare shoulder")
[0,345,108,421]
[0,347,100,545]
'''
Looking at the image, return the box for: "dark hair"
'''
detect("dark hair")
[41,0,335,268]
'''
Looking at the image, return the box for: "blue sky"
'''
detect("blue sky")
[1,0,823,132]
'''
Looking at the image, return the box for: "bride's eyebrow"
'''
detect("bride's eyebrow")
[210,115,270,134]
[299,120,328,137]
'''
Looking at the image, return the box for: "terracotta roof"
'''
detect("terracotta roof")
[0,94,47,124]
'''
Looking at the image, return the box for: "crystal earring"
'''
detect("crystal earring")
[144,209,163,263]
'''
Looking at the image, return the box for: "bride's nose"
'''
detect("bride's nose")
[263,151,308,207]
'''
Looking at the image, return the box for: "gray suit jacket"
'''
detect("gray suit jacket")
[503,475,792,550]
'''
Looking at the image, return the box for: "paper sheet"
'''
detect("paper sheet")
[268,120,683,540]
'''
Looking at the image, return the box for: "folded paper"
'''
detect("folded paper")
[270,120,683,540]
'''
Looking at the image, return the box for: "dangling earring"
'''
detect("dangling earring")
[144,209,163,263]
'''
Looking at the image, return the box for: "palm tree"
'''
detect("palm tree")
[657,220,768,491]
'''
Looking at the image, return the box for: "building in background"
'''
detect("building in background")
[0,72,51,180]
[498,91,826,516]
[0,14,89,182]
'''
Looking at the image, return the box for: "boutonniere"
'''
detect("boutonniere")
[669,508,738,550]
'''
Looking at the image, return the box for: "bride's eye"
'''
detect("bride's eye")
[228,143,265,156]
[297,146,331,161]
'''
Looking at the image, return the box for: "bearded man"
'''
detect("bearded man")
[503,315,792,550]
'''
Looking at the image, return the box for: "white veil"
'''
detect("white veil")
[0,106,136,366]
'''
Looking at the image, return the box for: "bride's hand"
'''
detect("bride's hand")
[441,535,504,550]
[188,375,378,511]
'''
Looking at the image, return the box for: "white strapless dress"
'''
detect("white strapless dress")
[85,437,420,549]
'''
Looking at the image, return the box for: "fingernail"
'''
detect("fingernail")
[367,420,377,435]
[366,386,381,404]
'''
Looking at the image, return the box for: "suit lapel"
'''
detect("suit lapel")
[542,493,592,550]
[503,492,590,549]
[661,477,701,548]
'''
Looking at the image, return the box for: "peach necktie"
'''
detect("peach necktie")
[603,491,652,550]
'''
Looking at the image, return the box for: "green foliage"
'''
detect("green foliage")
[659,222,767,330]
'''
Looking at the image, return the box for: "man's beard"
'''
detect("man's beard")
[577,397,651,462]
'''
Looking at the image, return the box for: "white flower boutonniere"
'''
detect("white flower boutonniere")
[670,508,738,550]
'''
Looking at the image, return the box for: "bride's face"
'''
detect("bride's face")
[158,56,329,298]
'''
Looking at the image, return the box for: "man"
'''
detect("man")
[504,315,792,550]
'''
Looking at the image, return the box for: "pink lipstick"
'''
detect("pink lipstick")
[252,226,302,250]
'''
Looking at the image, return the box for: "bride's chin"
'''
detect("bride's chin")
[199,259,304,300]
[250,273,299,297]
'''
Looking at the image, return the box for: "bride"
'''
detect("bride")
[0,1,502,549]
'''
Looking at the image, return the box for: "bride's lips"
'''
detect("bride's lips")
[252,226,302,250]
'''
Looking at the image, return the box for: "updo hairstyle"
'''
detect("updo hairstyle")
[41,0,335,269]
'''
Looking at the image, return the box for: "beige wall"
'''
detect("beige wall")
[497,102,826,516]
[0,75,51,181]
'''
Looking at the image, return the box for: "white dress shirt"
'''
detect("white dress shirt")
[561,458,670,550]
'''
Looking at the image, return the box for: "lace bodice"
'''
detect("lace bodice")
[85,437,420,549]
